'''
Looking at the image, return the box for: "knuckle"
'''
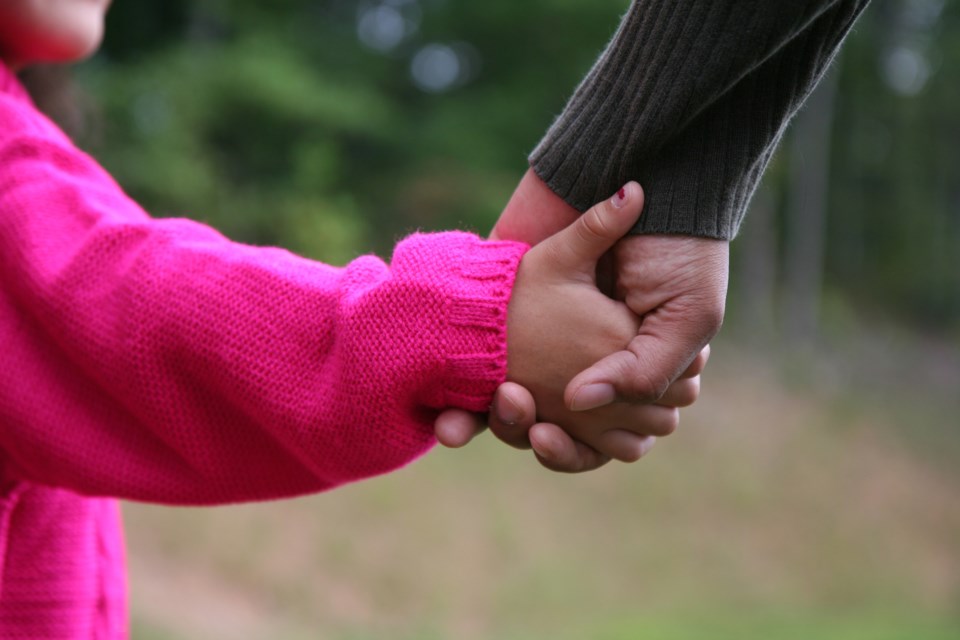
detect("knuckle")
[703,304,725,335]
[626,368,672,402]
[692,298,726,339]
[489,422,532,450]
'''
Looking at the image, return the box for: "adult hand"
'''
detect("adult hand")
[565,235,728,411]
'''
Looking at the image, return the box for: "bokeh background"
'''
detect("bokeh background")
[49,0,960,637]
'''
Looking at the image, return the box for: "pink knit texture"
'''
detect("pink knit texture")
[0,62,526,636]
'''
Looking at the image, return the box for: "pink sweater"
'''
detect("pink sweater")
[0,63,526,636]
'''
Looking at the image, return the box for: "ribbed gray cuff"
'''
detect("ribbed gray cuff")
[529,0,870,240]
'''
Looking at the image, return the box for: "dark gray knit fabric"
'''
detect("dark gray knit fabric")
[530,0,871,239]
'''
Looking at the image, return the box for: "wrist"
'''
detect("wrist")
[490,168,579,244]
[393,233,529,413]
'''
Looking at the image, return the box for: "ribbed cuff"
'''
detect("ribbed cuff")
[442,240,527,411]
[395,233,527,413]
[529,0,869,240]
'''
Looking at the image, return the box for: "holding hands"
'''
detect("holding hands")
[436,171,728,471]
[506,182,664,464]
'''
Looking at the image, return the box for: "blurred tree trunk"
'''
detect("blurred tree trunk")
[736,186,778,342]
[782,67,840,344]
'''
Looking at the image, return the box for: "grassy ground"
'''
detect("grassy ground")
[124,343,960,639]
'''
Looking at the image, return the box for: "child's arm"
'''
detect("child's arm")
[0,94,526,503]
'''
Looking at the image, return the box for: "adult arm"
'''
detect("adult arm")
[532,0,871,238]
[454,0,872,467]
[554,0,871,405]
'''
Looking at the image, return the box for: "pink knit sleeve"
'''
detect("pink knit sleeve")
[0,92,526,505]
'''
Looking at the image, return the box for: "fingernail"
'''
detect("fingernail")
[611,186,628,208]
[570,383,616,411]
[494,395,522,426]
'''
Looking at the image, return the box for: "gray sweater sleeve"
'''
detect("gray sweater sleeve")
[529,0,871,239]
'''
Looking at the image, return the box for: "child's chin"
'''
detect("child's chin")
[47,20,105,64]
[33,2,105,63]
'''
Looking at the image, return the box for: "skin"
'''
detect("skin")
[0,0,111,70]
[506,183,676,461]
[435,169,725,472]
[498,171,726,415]
[439,182,707,468]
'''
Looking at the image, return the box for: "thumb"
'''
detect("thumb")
[564,318,708,410]
[542,182,644,272]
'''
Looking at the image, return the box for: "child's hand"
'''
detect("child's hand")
[505,183,671,461]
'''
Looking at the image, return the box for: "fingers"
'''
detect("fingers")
[486,380,671,469]
[657,375,700,407]
[594,431,658,463]
[437,381,542,449]
[571,234,727,409]
[434,409,486,448]
[565,318,715,409]
[647,345,709,407]
[528,423,612,472]
[608,403,679,438]
[489,388,624,472]
[455,350,706,469]
[487,382,538,450]
[441,347,706,453]
[543,182,644,272]
[681,344,711,379]
[530,423,657,469]
[650,345,708,406]
[565,342,683,408]
[489,382,667,471]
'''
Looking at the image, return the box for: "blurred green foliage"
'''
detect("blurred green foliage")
[80,0,627,260]
[827,0,960,328]
[74,0,959,331]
